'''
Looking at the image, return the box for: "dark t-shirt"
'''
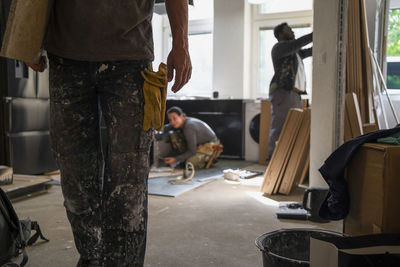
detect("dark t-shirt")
[45,0,154,61]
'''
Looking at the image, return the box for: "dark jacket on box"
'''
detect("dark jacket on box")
[319,125,400,220]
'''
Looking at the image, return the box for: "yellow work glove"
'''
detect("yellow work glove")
[141,63,168,131]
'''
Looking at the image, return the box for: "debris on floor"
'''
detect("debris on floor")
[223,169,263,181]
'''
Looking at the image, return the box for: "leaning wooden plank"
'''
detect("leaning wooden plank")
[258,100,271,165]
[298,151,310,186]
[279,109,311,195]
[272,110,304,194]
[260,109,303,195]
[360,0,373,124]
[345,93,364,138]
[0,0,52,63]
[344,106,353,142]
[271,109,303,194]
[261,109,297,194]
[273,109,304,194]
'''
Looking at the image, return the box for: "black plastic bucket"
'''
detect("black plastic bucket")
[255,228,343,267]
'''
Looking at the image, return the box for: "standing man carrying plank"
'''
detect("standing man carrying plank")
[267,22,312,160]
[25,1,192,266]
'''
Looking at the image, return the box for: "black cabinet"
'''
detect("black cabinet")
[0,58,57,174]
[166,99,245,159]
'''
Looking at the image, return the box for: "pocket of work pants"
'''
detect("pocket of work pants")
[141,63,168,131]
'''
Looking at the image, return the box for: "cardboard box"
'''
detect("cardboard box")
[310,234,400,267]
[344,143,400,235]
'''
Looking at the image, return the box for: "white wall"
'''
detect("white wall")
[213,0,251,99]
[309,0,343,187]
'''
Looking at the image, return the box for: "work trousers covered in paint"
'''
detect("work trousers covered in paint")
[267,89,302,159]
[48,54,153,266]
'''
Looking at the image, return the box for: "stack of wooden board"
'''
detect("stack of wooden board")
[261,108,310,195]
[346,0,374,124]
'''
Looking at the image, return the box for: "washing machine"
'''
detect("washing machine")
[244,100,261,162]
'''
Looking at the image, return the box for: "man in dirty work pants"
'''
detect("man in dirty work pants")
[28,1,192,266]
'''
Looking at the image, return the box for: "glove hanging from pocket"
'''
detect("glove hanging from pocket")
[141,63,168,131]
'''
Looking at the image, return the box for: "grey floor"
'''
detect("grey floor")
[12,161,342,267]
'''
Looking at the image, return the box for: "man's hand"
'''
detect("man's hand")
[167,47,192,93]
[165,0,192,93]
[163,157,176,165]
[25,56,47,72]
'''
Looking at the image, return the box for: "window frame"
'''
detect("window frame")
[251,5,313,98]
[385,5,400,94]
[162,17,213,97]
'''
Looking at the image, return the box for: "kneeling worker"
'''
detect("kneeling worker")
[163,106,221,169]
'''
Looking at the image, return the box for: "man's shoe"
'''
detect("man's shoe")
[77,258,89,267]
[77,258,102,267]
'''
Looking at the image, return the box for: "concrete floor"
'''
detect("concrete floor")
[12,163,342,267]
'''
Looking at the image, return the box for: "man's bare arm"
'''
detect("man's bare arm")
[165,0,192,93]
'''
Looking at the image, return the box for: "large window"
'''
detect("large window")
[252,3,313,98]
[162,0,214,98]
[387,7,400,90]
[257,26,312,95]
[167,32,213,98]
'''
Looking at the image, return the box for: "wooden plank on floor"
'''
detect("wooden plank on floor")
[0,175,52,201]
